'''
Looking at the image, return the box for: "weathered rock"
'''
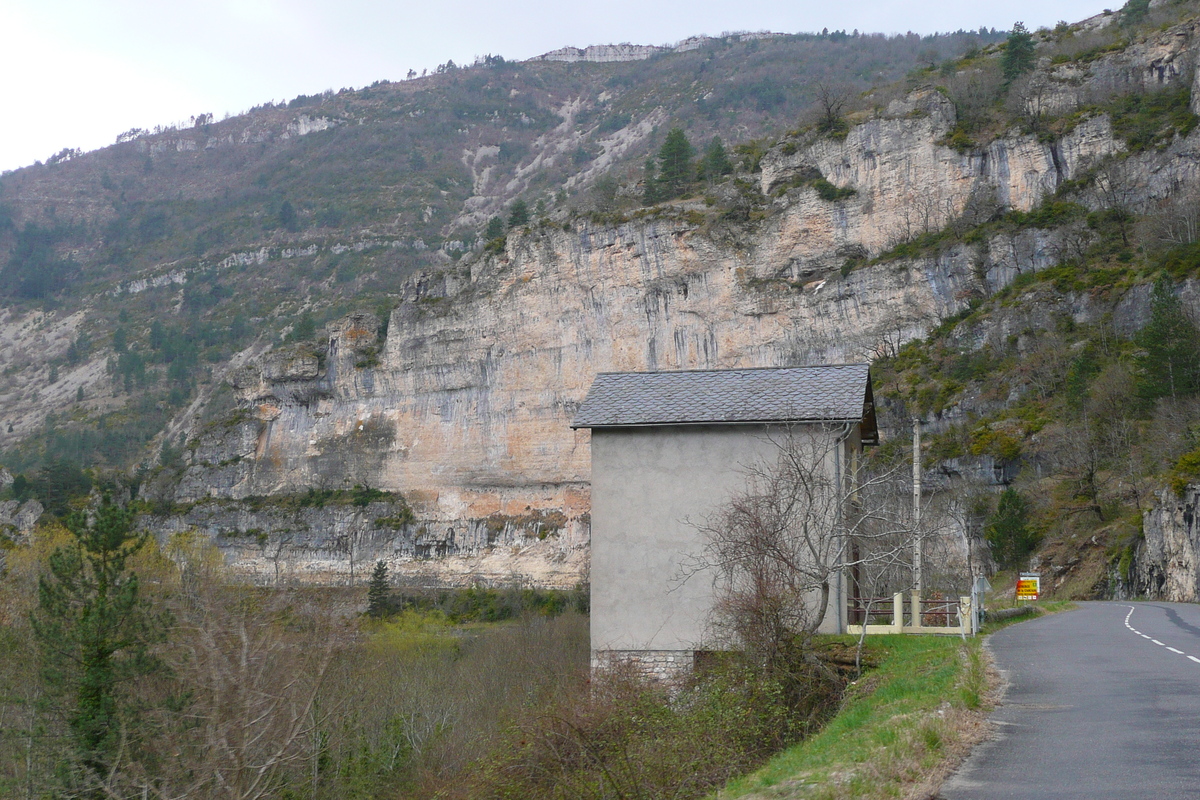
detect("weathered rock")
[144,498,583,588]
[1135,486,1200,601]
[160,32,1200,587]
[0,499,43,536]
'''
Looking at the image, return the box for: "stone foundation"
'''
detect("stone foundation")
[591,649,695,684]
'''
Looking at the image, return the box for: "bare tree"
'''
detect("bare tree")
[96,534,349,800]
[1153,186,1200,246]
[813,82,851,134]
[944,65,1004,132]
[1007,72,1056,132]
[693,426,917,669]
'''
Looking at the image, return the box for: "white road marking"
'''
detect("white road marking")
[1126,605,1200,665]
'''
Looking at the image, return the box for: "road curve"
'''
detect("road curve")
[942,601,1200,800]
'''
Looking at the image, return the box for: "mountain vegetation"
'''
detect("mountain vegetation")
[0,25,1002,480]
[8,1,1200,794]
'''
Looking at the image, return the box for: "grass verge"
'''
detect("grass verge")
[715,602,1074,800]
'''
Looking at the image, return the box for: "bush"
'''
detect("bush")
[464,648,843,800]
[811,178,856,202]
[1108,86,1198,152]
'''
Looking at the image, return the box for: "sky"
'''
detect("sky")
[0,0,1110,174]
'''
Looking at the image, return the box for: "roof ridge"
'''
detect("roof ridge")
[592,363,869,377]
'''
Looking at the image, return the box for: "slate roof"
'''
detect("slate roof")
[571,364,876,440]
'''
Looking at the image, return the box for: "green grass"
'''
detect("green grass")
[715,603,1073,799]
[715,634,973,799]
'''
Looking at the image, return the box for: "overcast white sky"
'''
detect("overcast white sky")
[0,0,1108,174]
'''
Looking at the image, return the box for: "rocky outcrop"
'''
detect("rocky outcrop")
[0,499,43,537]
[535,33,785,63]
[162,30,1200,587]
[1135,486,1200,601]
[144,497,584,588]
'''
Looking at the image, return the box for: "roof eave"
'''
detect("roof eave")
[571,416,866,430]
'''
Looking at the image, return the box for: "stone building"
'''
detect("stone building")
[572,364,877,678]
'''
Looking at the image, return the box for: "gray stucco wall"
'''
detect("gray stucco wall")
[589,423,853,656]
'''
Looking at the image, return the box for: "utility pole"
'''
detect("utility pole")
[912,417,922,628]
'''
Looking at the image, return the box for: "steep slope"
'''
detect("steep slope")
[0,29,1002,463]
[7,4,1200,589]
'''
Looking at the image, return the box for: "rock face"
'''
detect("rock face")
[0,499,43,536]
[535,33,785,63]
[165,32,1200,586]
[1135,487,1200,601]
[143,498,583,588]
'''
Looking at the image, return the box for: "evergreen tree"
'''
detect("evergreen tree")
[33,498,167,790]
[642,158,659,205]
[367,559,391,618]
[655,127,696,200]
[484,216,505,241]
[279,200,300,232]
[291,312,316,342]
[698,136,733,183]
[1134,274,1200,403]
[984,487,1037,570]
[1001,22,1036,82]
[507,199,530,229]
[1121,0,1150,27]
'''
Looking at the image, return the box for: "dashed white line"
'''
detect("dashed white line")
[1127,606,1200,665]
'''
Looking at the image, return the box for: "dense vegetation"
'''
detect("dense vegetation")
[0,509,852,800]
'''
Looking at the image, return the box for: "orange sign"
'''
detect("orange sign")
[1016,573,1040,601]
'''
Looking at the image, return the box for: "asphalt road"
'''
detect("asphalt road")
[942,601,1200,800]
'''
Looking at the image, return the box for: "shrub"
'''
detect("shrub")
[811,178,856,201]
[1108,86,1198,152]
[464,648,843,800]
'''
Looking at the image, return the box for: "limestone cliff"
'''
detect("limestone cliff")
[1135,486,1200,601]
[164,65,1185,586]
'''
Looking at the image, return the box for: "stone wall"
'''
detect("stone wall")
[592,650,696,685]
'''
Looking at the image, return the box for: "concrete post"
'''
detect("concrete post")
[912,417,922,628]
[892,592,904,633]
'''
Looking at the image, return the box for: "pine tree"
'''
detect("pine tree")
[367,559,391,618]
[1001,22,1036,82]
[507,199,530,229]
[33,498,167,790]
[484,216,505,241]
[655,127,696,200]
[698,136,733,184]
[1134,274,1200,403]
[279,200,300,232]
[642,158,659,205]
[985,487,1037,570]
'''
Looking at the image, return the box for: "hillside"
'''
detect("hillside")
[0,27,999,465]
[5,0,1200,594]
